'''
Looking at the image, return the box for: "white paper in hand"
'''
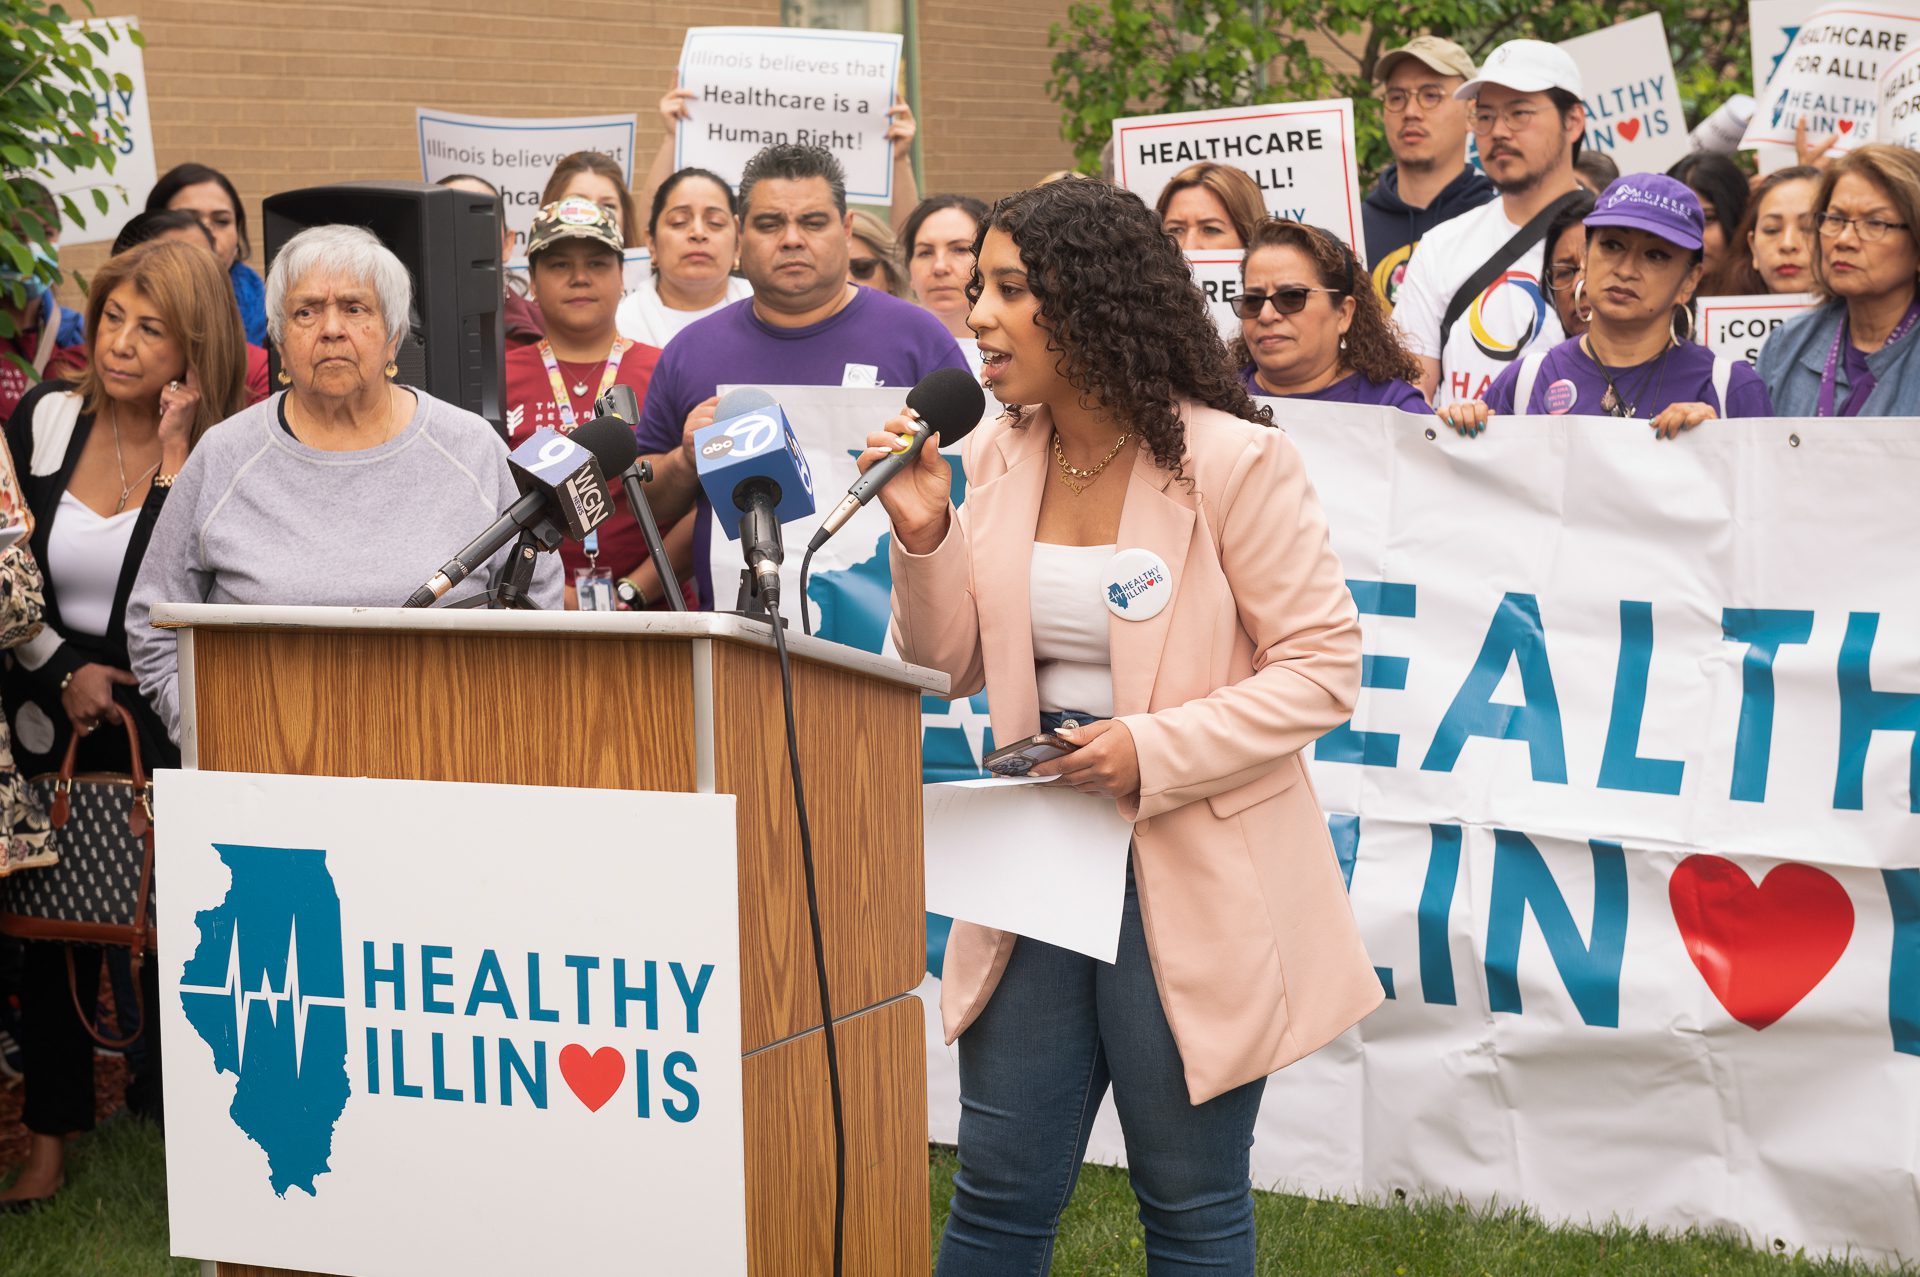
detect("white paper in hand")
[923,779,1135,963]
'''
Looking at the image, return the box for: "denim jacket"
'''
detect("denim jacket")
[1757,298,1920,417]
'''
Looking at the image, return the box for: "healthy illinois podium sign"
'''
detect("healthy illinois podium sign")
[156,771,746,1276]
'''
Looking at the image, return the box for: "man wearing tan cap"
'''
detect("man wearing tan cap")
[1363,36,1494,310]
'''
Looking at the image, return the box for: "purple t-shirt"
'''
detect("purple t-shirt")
[636,287,966,606]
[1483,337,1774,418]
[1240,365,1430,412]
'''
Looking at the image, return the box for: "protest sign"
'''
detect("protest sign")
[1111,101,1364,254]
[1878,42,1920,146]
[1697,293,1818,364]
[675,27,903,204]
[416,109,636,256]
[1742,2,1920,153]
[1751,0,1828,168]
[1560,16,1692,172]
[1186,251,1244,340]
[44,16,154,246]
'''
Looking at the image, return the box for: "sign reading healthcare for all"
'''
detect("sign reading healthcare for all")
[1743,2,1920,153]
[1697,293,1817,364]
[1111,100,1365,253]
[1186,251,1244,340]
[1559,15,1692,172]
[416,109,637,256]
[676,26,904,204]
[46,15,155,246]
[157,772,746,1276]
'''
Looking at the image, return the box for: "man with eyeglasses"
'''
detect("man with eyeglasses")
[1392,39,1590,406]
[1362,37,1495,311]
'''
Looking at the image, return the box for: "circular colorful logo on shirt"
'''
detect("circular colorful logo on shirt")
[1104,548,1174,621]
[1545,378,1578,415]
[1467,271,1547,361]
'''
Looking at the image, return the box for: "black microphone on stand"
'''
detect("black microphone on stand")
[403,415,637,608]
[593,385,686,612]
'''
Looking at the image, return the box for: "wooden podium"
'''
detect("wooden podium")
[155,604,942,1277]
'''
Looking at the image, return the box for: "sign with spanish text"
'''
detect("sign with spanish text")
[1111,100,1365,256]
[675,26,903,204]
[1742,2,1920,153]
[158,772,746,1276]
[415,109,637,257]
[1698,292,1818,363]
[45,16,155,246]
[1559,15,1692,172]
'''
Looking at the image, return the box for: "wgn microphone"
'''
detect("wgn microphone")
[693,387,817,609]
[404,416,639,608]
[807,367,987,552]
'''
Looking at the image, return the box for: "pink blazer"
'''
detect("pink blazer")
[891,400,1383,1104]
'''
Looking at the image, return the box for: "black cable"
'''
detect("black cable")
[798,545,817,637]
[769,607,844,1276]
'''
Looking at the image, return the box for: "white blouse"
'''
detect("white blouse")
[1030,542,1115,719]
[614,276,755,349]
[48,490,139,638]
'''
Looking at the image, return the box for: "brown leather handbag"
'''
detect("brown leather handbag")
[0,701,155,1047]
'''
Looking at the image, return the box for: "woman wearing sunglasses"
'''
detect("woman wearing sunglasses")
[1758,145,1920,416]
[1440,174,1771,437]
[1233,219,1429,410]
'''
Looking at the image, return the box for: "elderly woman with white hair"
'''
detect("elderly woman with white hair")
[127,224,562,741]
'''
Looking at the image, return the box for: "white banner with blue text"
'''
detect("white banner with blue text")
[748,391,1920,1266]
[156,773,745,1276]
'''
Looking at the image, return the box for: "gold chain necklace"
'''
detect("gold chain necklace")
[1052,430,1131,496]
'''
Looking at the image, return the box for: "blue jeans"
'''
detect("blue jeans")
[937,715,1266,1275]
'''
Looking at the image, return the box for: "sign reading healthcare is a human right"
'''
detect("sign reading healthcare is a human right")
[158,772,745,1276]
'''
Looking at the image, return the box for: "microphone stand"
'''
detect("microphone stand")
[619,461,686,613]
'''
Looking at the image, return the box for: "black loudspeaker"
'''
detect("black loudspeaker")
[262,181,504,433]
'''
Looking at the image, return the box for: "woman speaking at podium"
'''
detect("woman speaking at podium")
[859,179,1381,1273]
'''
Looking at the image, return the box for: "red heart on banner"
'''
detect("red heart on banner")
[1839,119,1856,133]
[1668,855,1853,1030]
[1618,118,1642,142]
[559,1044,626,1112]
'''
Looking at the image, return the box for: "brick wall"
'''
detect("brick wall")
[53,0,1078,300]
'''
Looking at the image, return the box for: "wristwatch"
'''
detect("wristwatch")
[615,578,647,610]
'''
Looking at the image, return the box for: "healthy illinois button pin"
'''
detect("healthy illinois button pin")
[1104,548,1173,620]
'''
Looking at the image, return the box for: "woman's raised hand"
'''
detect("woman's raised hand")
[858,411,951,554]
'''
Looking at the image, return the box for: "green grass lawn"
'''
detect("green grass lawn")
[0,1126,1907,1275]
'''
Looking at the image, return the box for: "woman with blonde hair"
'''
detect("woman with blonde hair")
[1233,219,1429,409]
[0,238,247,1208]
[1155,161,1266,250]
[848,208,909,297]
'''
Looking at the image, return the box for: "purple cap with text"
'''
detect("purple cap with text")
[1584,173,1707,252]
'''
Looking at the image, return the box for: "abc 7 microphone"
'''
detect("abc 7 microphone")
[404,416,638,608]
[693,388,816,611]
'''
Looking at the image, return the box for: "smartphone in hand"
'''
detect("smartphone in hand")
[983,732,1077,777]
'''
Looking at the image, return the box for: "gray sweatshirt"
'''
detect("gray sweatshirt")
[128,390,563,739]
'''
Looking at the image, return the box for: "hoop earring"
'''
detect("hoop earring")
[1670,304,1695,345]
[276,368,291,386]
[385,362,399,379]
[1571,277,1594,323]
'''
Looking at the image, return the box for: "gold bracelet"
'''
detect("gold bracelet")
[153,473,177,489]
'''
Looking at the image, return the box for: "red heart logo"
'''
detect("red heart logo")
[1839,119,1855,133]
[1668,855,1853,1030]
[559,1044,626,1112]
[1618,118,1642,142]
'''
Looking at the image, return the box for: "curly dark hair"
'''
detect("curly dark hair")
[1228,219,1422,386]
[968,181,1271,477]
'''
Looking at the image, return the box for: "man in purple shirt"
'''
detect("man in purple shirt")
[634,144,966,607]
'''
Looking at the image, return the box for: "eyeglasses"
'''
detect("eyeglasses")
[1231,287,1341,319]
[1383,86,1450,114]
[850,256,883,280]
[1546,263,1582,290]
[1815,212,1912,243]
[1470,104,1545,134]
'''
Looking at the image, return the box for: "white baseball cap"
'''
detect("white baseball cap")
[1454,39,1584,99]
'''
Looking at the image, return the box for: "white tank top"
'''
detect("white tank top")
[1030,542,1115,718]
[48,490,139,638]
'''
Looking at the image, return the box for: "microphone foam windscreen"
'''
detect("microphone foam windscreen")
[905,367,988,445]
[569,414,640,478]
[715,385,780,419]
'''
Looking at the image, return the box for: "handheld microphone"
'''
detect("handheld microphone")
[404,415,639,608]
[807,367,987,552]
[694,387,817,609]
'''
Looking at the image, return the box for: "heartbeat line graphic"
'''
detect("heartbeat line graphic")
[179,917,346,1076]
